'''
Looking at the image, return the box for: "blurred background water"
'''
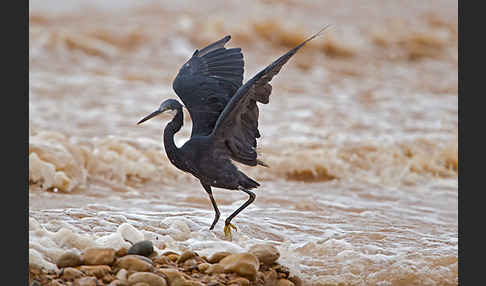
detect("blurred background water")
[29,0,458,284]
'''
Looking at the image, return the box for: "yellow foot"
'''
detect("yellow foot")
[224,223,238,239]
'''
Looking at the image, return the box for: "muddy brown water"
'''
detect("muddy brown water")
[29,1,458,285]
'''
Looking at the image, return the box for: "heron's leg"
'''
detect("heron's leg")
[201,182,220,230]
[224,188,256,238]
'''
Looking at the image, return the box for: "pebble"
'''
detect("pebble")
[161,251,179,256]
[207,251,231,264]
[128,272,167,286]
[81,248,116,265]
[158,269,187,285]
[108,280,129,286]
[167,254,179,262]
[128,240,154,257]
[288,275,303,286]
[57,252,83,268]
[116,269,128,281]
[219,253,260,281]
[276,279,295,286]
[176,250,197,264]
[256,272,265,284]
[206,264,224,274]
[73,276,97,286]
[153,255,170,265]
[157,269,204,286]
[228,277,250,286]
[61,267,84,280]
[116,255,154,272]
[183,282,205,286]
[79,265,111,279]
[263,269,278,286]
[103,274,117,284]
[197,263,210,273]
[273,265,290,279]
[248,244,280,266]
[116,247,129,257]
[131,254,154,264]
[31,248,303,286]
[182,258,199,268]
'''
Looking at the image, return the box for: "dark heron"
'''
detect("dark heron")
[137,26,329,238]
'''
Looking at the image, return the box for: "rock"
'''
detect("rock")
[276,279,295,286]
[108,280,129,286]
[128,272,167,286]
[102,274,117,284]
[161,251,179,256]
[131,254,153,264]
[256,272,266,285]
[116,247,129,257]
[82,248,116,265]
[207,252,231,264]
[288,275,302,286]
[57,252,83,268]
[47,280,63,286]
[167,254,179,262]
[149,251,159,259]
[157,268,183,281]
[183,282,205,286]
[248,244,280,266]
[228,277,250,286]
[153,255,170,265]
[263,270,278,286]
[219,253,260,281]
[79,265,111,279]
[132,283,151,286]
[273,264,290,279]
[61,267,84,280]
[182,259,199,269]
[116,269,129,281]
[128,240,154,257]
[206,264,224,274]
[197,263,210,273]
[176,250,197,264]
[74,277,97,286]
[116,255,153,272]
[158,269,190,286]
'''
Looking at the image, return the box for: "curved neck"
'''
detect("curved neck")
[163,107,184,167]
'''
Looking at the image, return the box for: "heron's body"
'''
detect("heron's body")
[138,27,328,237]
[161,103,258,190]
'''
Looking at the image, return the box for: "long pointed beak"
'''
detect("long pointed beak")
[137,109,163,125]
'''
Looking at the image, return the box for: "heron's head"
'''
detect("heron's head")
[137,99,182,125]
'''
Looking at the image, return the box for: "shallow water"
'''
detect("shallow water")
[29,1,458,285]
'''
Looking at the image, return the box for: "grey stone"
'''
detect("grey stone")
[127,240,154,257]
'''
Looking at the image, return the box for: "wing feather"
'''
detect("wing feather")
[172,36,244,137]
[210,27,329,166]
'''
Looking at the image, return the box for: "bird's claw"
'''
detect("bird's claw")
[224,223,238,239]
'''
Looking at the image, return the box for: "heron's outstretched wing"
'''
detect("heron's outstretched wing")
[210,28,328,167]
[172,36,244,137]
